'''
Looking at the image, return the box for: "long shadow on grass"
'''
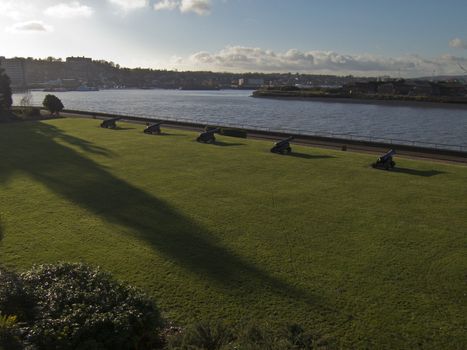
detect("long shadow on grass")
[1,122,318,305]
[392,167,445,177]
[214,141,245,147]
[288,152,334,160]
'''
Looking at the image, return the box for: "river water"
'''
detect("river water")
[13,89,467,150]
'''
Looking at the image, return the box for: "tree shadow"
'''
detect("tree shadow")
[288,152,335,160]
[38,124,114,157]
[392,167,445,177]
[1,121,320,307]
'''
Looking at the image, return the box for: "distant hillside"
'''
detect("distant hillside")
[417,74,467,82]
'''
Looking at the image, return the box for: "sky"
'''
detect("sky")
[1,0,467,77]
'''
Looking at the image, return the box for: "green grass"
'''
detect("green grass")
[1,118,466,348]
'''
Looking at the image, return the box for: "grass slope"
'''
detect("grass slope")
[0,118,466,348]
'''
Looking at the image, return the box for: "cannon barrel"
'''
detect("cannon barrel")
[379,149,396,162]
[146,122,162,129]
[275,136,294,146]
[104,117,121,123]
[202,128,220,135]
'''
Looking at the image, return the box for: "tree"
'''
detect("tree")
[0,68,12,112]
[19,91,32,108]
[42,94,64,116]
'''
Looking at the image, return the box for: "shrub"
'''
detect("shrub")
[18,107,42,119]
[21,262,162,349]
[0,314,23,350]
[0,267,36,321]
[42,94,64,116]
[1,263,162,350]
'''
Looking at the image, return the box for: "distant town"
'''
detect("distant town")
[1,56,467,101]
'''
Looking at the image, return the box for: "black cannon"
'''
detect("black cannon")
[197,128,220,144]
[372,149,396,170]
[271,136,293,154]
[100,117,120,129]
[144,122,163,135]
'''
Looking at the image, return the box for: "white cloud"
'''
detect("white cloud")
[449,38,467,50]
[154,0,211,15]
[180,0,210,15]
[7,20,53,33]
[44,1,93,19]
[108,0,147,11]
[154,0,178,10]
[185,46,467,76]
[0,1,36,20]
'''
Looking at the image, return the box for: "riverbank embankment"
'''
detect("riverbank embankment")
[57,108,467,164]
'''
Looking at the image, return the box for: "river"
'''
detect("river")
[13,89,467,150]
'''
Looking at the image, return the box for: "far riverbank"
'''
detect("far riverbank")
[252,90,467,109]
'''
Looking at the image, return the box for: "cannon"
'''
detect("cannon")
[271,136,293,154]
[100,117,120,129]
[144,122,163,135]
[372,149,396,170]
[197,128,220,144]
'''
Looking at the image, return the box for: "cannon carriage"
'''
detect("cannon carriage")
[144,122,163,135]
[197,128,220,144]
[271,136,293,154]
[372,149,396,170]
[100,117,120,129]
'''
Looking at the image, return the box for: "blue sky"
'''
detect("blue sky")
[1,0,467,76]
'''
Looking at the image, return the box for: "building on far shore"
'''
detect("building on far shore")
[0,56,27,89]
[238,78,265,88]
[66,56,92,65]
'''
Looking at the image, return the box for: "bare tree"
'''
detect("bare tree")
[19,91,33,108]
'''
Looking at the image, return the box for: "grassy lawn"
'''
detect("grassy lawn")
[0,118,466,348]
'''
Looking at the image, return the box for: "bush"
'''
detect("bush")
[0,314,23,350]
[18,107,42,119]
[0,263,162,350]
[0,267,36,321]
[42,94,64,116]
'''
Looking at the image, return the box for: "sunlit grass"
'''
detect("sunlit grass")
[1,118,466,348]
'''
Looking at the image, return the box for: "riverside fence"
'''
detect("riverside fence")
[54,108,467,154]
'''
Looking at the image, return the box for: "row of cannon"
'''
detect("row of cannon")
[100,117,396,170]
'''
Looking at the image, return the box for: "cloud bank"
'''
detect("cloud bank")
[44,2,93,19]
[185,46,467,76]
[154,0,211,15]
